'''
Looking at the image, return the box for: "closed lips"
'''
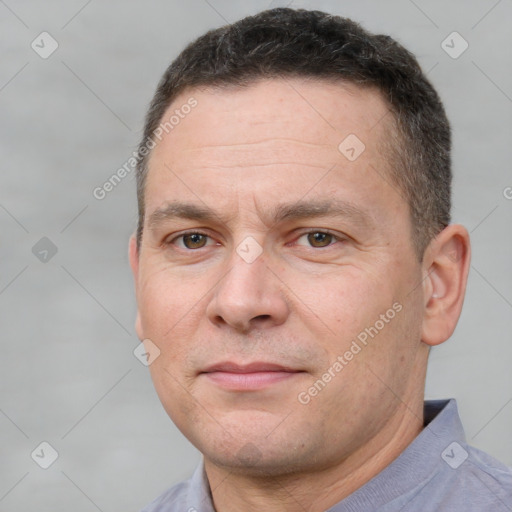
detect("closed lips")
[201,362,303,374]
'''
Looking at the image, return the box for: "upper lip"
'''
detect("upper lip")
[201,362,302,374]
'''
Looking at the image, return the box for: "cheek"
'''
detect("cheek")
[138,262,202,334]
[290,265,395,340]
[136,269,210,381]
[137,269,205,420]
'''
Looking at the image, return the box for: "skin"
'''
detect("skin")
[129,78,470,512]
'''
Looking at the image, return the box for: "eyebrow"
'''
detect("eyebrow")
[147,199,374,231]
[148,202,231,230]
[271,199,373,227]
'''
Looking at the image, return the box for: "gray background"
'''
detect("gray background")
[1,0,511,510]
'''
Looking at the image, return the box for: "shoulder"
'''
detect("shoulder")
[463,445,512,504]
[427,443,512,511]
[139,480,191,512]
[139,462,210,512]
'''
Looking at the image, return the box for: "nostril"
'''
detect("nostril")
[254,314,271,321]
[214,315,227,325]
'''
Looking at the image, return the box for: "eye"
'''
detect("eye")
[171,232,214,250]
[296,231,338,248]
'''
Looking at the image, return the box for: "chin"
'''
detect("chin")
[205,442,332,479]
[195,419,326,477]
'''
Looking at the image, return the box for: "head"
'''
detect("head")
[130,8,470,477]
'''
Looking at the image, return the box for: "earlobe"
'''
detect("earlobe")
[128,235,144,340]
[134,311,143,341]
[421,224,471,346]
[129,235,139,281]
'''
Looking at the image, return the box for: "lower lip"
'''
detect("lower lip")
[203,371,302,390]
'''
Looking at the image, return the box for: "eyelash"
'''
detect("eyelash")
[166,229,344,250]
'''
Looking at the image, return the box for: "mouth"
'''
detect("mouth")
[199,362,305,391]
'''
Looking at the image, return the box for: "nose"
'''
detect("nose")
[206,247,290,333]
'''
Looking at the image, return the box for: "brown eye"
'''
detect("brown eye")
[182,233,208,249]
[307,232,334,247]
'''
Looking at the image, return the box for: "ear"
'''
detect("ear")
[129,235,143,340]
[421,224,471,346]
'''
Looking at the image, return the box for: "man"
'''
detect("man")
[129,8,512,511]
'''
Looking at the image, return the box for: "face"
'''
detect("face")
[131,79,428,475]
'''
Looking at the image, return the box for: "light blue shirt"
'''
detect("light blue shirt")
[141,399,512,511]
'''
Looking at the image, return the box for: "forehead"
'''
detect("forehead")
[150,78,390,161]
[144,78,403,224]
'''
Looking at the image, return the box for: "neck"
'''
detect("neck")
[205,386,425,512]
